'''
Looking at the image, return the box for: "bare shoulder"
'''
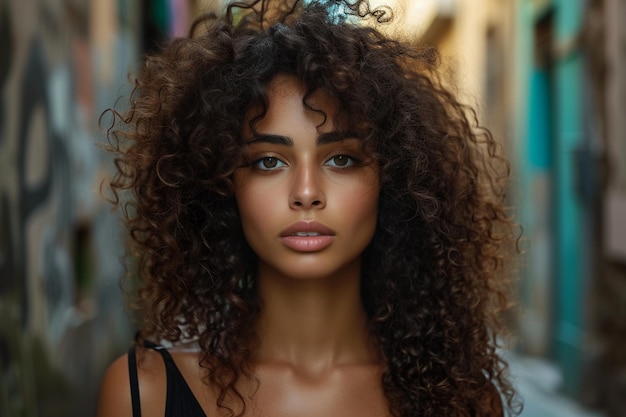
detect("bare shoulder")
[96,348,167,417]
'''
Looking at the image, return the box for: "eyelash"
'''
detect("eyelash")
[250,154,361,171]
[324,154,360,168]
[251,156,287,171]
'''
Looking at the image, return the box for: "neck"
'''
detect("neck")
[254,262,375,372]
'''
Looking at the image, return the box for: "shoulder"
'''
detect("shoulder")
[96,348,168,417]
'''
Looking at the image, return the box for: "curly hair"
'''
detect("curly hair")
[104,1,520,416]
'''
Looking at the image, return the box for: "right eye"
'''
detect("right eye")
[252,157,287,171]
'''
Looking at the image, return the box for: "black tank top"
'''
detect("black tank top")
[128,342,207,417]
[128,343,498,417]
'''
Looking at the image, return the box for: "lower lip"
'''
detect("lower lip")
[281,235,335,252]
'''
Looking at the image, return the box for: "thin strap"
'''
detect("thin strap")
[143,341,207,417]
[148,343,176,363]
[128,345,141,417]
[143,340,179,371]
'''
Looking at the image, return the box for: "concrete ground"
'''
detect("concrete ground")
[505,351,607,417]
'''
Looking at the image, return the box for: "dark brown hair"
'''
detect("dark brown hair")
[104,1,521,416]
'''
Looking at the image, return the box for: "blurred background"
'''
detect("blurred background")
[0,0,624,416]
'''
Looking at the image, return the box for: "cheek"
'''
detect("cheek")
[234,177,277,235]
[347,191,377,219]
[335,177,380,237]
[357,185,379,209]
[348,175,380,215]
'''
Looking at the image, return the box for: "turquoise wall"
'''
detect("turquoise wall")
[515,0,587,398]
[552,0,586,397]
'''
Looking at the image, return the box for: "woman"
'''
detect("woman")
[97,1,520,416]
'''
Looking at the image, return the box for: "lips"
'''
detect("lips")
[279,221,336,252]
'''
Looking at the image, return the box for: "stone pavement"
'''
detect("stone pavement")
[504,351,607,417]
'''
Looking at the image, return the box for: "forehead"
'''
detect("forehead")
[243,74,340,137]
[267,74,336,109]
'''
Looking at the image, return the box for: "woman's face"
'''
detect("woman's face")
[233,75,380,281]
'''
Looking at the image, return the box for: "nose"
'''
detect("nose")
[289,163,326,210]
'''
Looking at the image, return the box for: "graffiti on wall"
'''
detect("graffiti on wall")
[0,1,137,415]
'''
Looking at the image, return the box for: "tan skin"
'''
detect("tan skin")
[97,75,389,417]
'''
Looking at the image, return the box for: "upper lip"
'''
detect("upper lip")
[279,221,336,237]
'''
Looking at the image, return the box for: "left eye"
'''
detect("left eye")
[325,155,355,168]
[253,157,287,170]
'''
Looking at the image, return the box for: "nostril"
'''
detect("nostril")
[289,193,325,209]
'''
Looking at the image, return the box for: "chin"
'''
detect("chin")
[259,258,362,282]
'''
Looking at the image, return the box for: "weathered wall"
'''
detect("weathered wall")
[581,0,626,415]
[0,1,138,415]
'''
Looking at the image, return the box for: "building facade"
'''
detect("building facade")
[2,0,624,416]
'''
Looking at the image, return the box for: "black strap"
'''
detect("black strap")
[128,345,141,417]
[127,339,206,417]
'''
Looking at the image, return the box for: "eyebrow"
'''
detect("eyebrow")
[245,132,359,146]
